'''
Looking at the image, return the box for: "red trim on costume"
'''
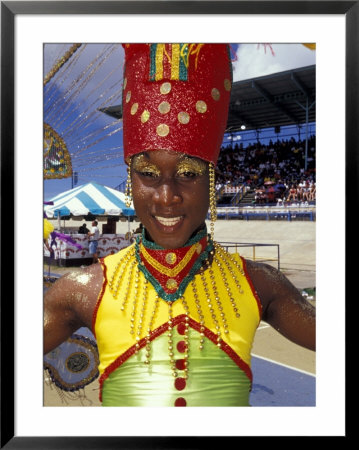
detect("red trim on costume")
[98,314,252,402]
[187,316,253,381]
[92,257,108,338]
[240,256,263,320]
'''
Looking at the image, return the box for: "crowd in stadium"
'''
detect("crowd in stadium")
[215,135,316,205]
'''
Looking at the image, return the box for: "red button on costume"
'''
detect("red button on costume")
[177,341,187,353]
[174,377,186,391]
[175,359,186,371]
[177,322,186,335]
[174,397,187,407]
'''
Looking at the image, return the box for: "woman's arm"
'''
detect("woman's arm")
[246,260,315,351]
[44,263,103,354]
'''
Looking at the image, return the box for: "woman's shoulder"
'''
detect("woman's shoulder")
[242,259,284,310]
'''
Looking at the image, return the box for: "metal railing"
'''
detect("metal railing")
[231,186,246,205]
[218,241,280,270]
[216,207,315,222]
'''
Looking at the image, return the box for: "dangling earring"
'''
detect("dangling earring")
[209,162,217,240]
[125,158,132,208]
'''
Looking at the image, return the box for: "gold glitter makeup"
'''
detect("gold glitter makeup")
[67,272,94,286]
[73,291,89,304]
[176,156,207,177]
[43,310,51,329]
[132,154,161,177]
[132,153,207,179]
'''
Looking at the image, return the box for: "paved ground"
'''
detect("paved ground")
[44,219,316,407]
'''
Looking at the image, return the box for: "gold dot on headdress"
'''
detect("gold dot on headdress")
[211,88,220,101]
[141,110,150,123]
[131,103,139,115]
[123,78,127,89]
[160,82,172,94]
[158,101,171,114]
[126,91,131,103]
[196,100,207,113]
[156,124,170,137]
[178,112,190,124]
[224,79,231,91]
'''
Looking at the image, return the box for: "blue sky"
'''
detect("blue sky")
[44,43,316,201]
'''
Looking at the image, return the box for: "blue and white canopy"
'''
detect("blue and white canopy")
[44,182,135,218]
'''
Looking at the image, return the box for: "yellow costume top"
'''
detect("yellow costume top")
[93,231,262,406]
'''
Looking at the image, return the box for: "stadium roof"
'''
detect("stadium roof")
[99,65,316,134]
[226,65,316,133]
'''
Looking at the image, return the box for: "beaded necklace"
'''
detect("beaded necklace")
[135,227,213,302]
[107,227,246,381]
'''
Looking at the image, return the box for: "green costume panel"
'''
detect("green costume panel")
[102,328,251,407]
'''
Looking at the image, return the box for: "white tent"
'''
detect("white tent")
[44,181,135,219]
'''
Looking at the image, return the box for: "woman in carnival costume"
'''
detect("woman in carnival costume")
[44,44,315,407]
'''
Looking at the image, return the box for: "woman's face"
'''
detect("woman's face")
[131,149,210,249]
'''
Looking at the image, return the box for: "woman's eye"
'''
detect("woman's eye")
[177,170,198,178]
[138,170,160,178]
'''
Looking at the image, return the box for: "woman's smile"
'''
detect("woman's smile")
[154,215,184,228]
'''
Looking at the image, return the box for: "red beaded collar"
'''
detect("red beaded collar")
[135,228,213,302]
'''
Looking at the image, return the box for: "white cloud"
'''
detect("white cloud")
[232,43,316,81]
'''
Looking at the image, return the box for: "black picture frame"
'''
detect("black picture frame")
[1,1,354,447]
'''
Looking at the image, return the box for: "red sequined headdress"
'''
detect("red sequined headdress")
[122,43,232,165]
